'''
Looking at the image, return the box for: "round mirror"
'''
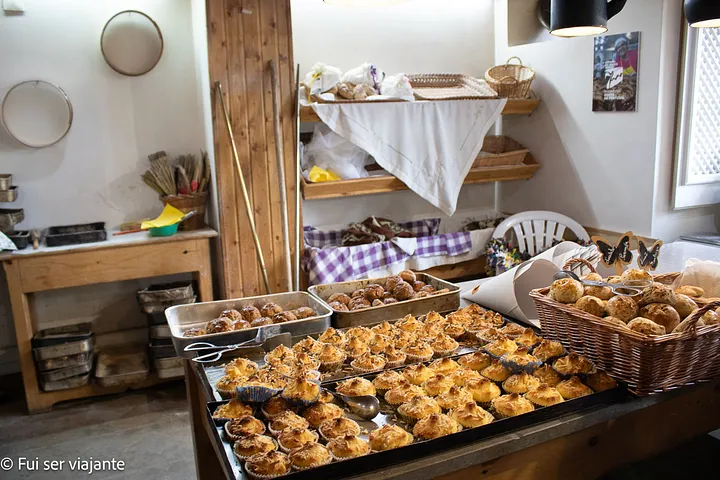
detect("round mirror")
[1,80,73,148]
[101,10,164,76]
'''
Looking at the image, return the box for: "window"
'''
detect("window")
[674,25,720,209]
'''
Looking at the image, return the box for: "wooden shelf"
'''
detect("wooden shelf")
[302,155,540,200]
[300,97,540,123]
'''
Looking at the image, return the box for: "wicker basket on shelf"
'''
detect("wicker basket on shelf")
[485,57,536,99]
[161,193,207,231]
[530,258,720,396]
[474,136,529,168]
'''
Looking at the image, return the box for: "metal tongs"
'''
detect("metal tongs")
[185,325,288,363]
[553,270,650,297]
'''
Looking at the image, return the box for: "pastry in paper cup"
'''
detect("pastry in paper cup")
[244,451,292,480]
[500,348,543,374]
[233,434,278,461]
[237,384,283,404]
[280,374,321,407]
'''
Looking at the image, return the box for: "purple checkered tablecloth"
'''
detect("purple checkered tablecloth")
[302,219,473,285]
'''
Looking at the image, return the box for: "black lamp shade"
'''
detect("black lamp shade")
[685,0,720,28]
[550,0,628,37]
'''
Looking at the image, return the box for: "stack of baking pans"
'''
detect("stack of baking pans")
[32,324,94,392]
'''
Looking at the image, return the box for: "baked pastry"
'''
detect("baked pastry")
[402,342,434,362]
[244,451,291,478]
[277,427,318,452]
[556,376,593,399]
[441,322,466,339]
[621,268,653,283]
[349,297,371,310]
[373,370,405,394]
[382,345,407,367]
[639,303,681,332]
[549,278,584,304]
[329,301,349,312]
[397,395,442,423]
[350,353,387,373]
[251,317,274,328]
[385,380,425,406]
[499,323,526,338]
[446,311,474,326]
[318,344,346,372]
[239,306,261,322]
[485,335,518,358]
[476,327,504,344]
[421,321,444,340]
[702,310,720,325]
[183,327,206,337]
[532,339,566,362]
[422,374,455,396]
[368,333,392,354]
[398,269,417,283]
[260,303,283,317]
[491,393,535,418]
[413,413,461,440]
[319,417,361,440]
[292,307,316,319]
[396,314,424,333]
[327,292,352,306]
[553,353,594,377]
[481,359,512,382]
[371,321,395,336]
[216,375,246,398]
[225,358,259,379]
[502,348,541,371]
[524,384,564,406]
[449,368,483,387]
[585,370,618,392]
[293,337,323,357]
[403,364,434,385]
[351,289,366,298]
[583,273,614,300]
[344,337,370,359]
[316,389,335,404]
[302,402,344,428]
[627,317,666,336]
[233,434,277,459]
[368,424,413,451]
[575,296,606,317]
[532,365,562,387]
[435,385,474,411]
[206,317,233,334]
[515,328,542,349]
[225,415,266,440]
[449,401,495,428]
[363,284,385,301]
[464,377,502,404]
[675,285,704,298]
[393,281,414,301]
[412,280,427,292]
[640,284,676,307]
[327,434,371,460]
[265,345,295,365]
[458,352,492,371]
[232,319,252,330]
[269,411,309,434]
[289,443,331,469]
[601,316,630,329]
[318,327,347,346]
[502,372,541,394]
[272,311,297,324]
[213,399,253,420]
[384,275,403,292]
[430,334,460,356]
[674,294,698,318]
[261,396,293,419]
[346,327,373,343]
[605,295,638,323]
[220,309,242,321]
[335,377,376,397]
[428,357,460,376]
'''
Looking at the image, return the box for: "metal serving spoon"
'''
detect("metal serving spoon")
[185,326,290,363]
[552,270,648,297]
[333,392,380,420]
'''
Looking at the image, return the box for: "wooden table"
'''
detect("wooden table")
[1,228,217,413]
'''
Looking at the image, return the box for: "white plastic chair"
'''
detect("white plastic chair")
[492,211,590,256]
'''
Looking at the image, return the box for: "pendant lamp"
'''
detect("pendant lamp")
[549,0,628,37]
[685,0,720,28]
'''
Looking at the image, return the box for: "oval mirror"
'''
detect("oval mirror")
[101,10,164,76]
[1,80,73,148]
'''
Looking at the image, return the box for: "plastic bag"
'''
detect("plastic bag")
[304,62,342,96]
[303,124,370,181]
[377,74,415,101]
[341,63,385,89]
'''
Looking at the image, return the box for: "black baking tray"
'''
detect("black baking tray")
[150,338,177,359]
[45,222,107,247]
[7,230,29,249]
[32,323,93,348]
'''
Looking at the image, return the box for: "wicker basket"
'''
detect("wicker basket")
[161,193,207,231]
[407,73,498,100]
[485,57,536,99]
[474,136,529,168]
[530,260,720,395]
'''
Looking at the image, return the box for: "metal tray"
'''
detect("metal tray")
[39,373,90,392]
[137,282,194,304]
[166,291,333,359]
[147,312,170,325]
[95,346,149,388]
[0,174,12,191]
[38,355,94,382]
[153,355,183,370]
[36,351,92,372]
[45,222,107,247]
[149,339,178,360]
[141,295,196,314]
[149,324,171,339]
[32,323,93,348]
[0,186,18,202]
[308,273,460,328]
[7,230,29,249]
[33,338,93,361]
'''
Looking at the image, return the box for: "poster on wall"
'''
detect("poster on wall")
[593,31,640,112]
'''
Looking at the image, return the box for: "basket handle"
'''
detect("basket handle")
[506,56,523,66]
[562,258,597,274]
[676,300,720,335]
[498,76,519,85]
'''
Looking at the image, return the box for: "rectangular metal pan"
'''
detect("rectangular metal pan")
[32,323,93,348]
[39,373,90,392]
[33,338,93,361]
[45,222,107,247]
[137,282,194,304]
[149,324,171,339]
[0,186,18,202]
[95,347,149,388]
[308,273,460,328]
[38,355,94,382]
[166,291,332,359]
[36,351,92,372]
[7,230,29,249]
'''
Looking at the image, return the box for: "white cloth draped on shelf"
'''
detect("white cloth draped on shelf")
[310,98,507,216]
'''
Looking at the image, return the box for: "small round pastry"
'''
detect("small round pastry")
[435,385,473,411]
[371,321,395,336]
[244,451,291,479]
[419,285,437,294]
[346,326,373,343]
[317,344,346,373]
[225,358,259,379]
[398,270,417,283]
[627,317,666,336]
[397,395,442,424]
[225,415,266,440]
[232,319,251,330]
[277,427,318,452]
[640,284,676,307]
[289,443,331,470]
[344,337,370,360]
[475,327,504,344]
[602,316,630,329]
[458,352,492,372]
[384,275,403,292]
[403,342,434,363]
[393,281,415,301]
[269,411,309,435]
[391,329,417,349]
[350,352,387,373]
[216,375,246,399]
[491,393,535,418]
[574,296,606,317]
[349,297,371,311]
[421,321,444,340]
[465,377,501,405]
[413,413,461,440]
[183,327,206,337]
[429,334,460,357]
[373,370,405,395]
[292,307,315,319]
[384,297,399,304]
[265,345,295,365]
[481,359,512,383]
[549,278,584,304]
[335,377,376,397]
[251,317,274,328]
[293,337,323,357]
[484,335,518,358]
[260,303,284,317]
[327,434,371,460]
[329,301,349,312]
[422,374,455,396]
[318,327,347,346]
[368,424,413,451]
[206,317,233,334]
[515,328,542,349]
[639,303,681,332]
[412,280,427,292]
[621,268,653,283]
[261,396,293,419]
[524,384,564,407]
[448,368,483,388]
[368,334,392,354]
[441,322,466,340]
[233,434,277,460]
[499,323,526,338]
[582,273,603,282]
[605,295,639,323]
[532,365,562,387]
[552,353,594,377]
[585,370,618,392]
[532,339,566,363]
[363,284,386,301]
[302,402,344,428]
[213,399,254,420]
[219,309,242,321]
[583,273,614,300]
[702,310,720,325]
[316,389,335,404]
[282,374,320,405]
[384,381,426,407]
[372,299,384,307]
[449,401,495,428]
[272,311,297,324]
[396,314,424,333]
[502,348,541,373]
[674,294,698,319]
[351,289,366,298]
[240,306,262,322]
[403,364,434,386]
[327,292,352,306]
[502,372,541,394]
[319,417,361,440]
[556,376,593,399]
[675,285,704,298]
[382,345,408,368]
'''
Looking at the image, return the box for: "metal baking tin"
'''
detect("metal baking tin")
[36,351,92,372]
[39,373,90,392]
[166,291,333,359]
[149,324,171,339]
[38,354,94,382]
[0,174,12,191]
[154,356,184,379]
[32,323,93,348]
[308,273,460,328]
[45,222,107,247]
[137,282,194,305]
[149,338,177,360]
[95,347,149,388]
[0,186,18,203]
[33,338,93,361]
[142,296,196,314]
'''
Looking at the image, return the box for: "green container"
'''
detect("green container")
[149,223,179,237]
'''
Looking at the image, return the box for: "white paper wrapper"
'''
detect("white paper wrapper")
[671,258,720,298]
